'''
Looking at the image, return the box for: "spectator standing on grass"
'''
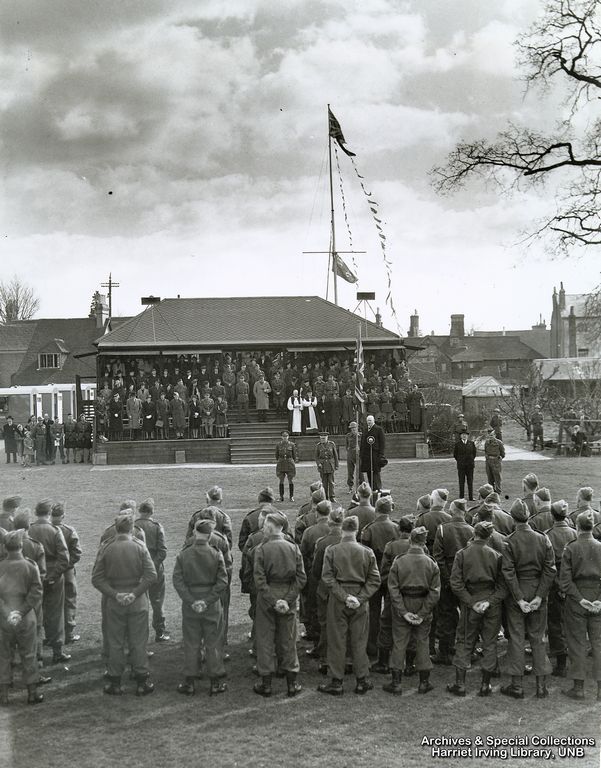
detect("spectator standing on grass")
[3,416,18,464]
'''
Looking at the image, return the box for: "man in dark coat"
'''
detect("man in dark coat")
[2,416,17,464]
[360,415,386,493]
[453,428,476,501]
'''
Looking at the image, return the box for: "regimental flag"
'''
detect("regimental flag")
[355,327,366,405]
[328,107,356,157]
[333,253,357,284]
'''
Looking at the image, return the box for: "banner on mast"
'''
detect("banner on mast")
[333,253,357,284]
[328,107,356,157]
[355,328,366,405]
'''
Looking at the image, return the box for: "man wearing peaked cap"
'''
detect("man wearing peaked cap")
[500,499,556,700]
[545,500,577,678]
[314,432,339,502]
[384,525,440,696]
[449,520,505,697]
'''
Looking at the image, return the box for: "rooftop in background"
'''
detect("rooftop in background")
[96,296,401,351]
[536,357,601,381]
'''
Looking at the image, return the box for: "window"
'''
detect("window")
[38,353,60,369]
[578,348,589,357]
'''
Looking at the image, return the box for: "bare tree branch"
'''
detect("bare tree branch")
[0,276,40,324]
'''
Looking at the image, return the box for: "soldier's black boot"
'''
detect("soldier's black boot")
[478,670,493,697]
[103,675,124,696]
[536,675,549,699]
[383,669,402,695]
[552,654,567,678]
[177,677,195,696]
[500,675,524,699]
[317,678,343,696]
[135,674,155,696]
[289,484,294,502]
[253,675,272,697]
[27,684,44,705]
[210,678,227,696]
[404,650,417,677]
[446,667,466,697]
[371,648,390,674]
[278,483,285,503]
[0,684,9,706]
[562,679,585,701]
[286,672,302,698]
[418,671,433,694]
[354,677,374,695]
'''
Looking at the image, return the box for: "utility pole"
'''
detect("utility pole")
[101,273,120,320]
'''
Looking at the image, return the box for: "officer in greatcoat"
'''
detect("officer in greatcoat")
[314,433,339,502]
[275,431,298,502]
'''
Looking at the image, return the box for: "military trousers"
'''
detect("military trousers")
[547,583,566,658]
[346,457,357,490]
[503,591,551,676]
[436,580,460,653]
[63,568,78,638]
[105,595,149,678]
[367,585,385,656]
[390,595,433,672]
[182,601,225,679]
[42,575,65,650]
[255,589,299,677]
[319,471,335,501]
[485,457,502,493]
[326,590,369,680]
[0,612,39,685]
[453,599,501,672]
[564,597,601,680]
[148,563,166,636]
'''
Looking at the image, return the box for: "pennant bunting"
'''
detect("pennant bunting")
[328,107,356,157]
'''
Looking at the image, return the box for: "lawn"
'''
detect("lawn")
[1,452,600,768]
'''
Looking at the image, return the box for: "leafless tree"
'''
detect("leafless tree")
[0,276,40,323]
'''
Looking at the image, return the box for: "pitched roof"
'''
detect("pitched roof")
[536,357,601,381]
[443,336,541,363]
[97,296,400,350]
[462,376,512,397]
[0,321,37,352]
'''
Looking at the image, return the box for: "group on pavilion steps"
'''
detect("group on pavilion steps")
[96,349,423,441]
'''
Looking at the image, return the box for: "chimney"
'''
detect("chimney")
[450,314,465,339]
[375,307,382,328]
[568,306,577,356]
[93,292,109,329]
[409,309,420,337]
[559,281,566,311]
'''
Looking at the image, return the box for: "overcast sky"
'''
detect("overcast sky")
[1,0,597,336]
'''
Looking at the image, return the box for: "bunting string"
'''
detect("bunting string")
[334,145,359,283]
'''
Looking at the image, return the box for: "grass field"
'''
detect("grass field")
[1,452,601,768]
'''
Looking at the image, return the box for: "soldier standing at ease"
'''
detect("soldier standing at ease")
[531,404,544,451]
[501,499,555,699]
[484,427,505,493]
[315,432,339,502]
[135,499,169,643]
[384,525,440,696]
[345,421,361,493]
[253,512,306,698]
[51,503,82,644]
[560,512,601,701]
[490,408,503,440]
[91,513,157,696]
[173,519,228,696]
[275,431,298,502]
[318,516,380,696]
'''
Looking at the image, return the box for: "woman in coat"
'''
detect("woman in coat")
[188,395,201,438]
[170,392,187,439]
[155,393,170,439]
[126,392,142,440]
[141,395,157,440]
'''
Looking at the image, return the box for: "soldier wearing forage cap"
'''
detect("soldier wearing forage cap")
[29,500,70,665]
[466,484,494,526]
[545,500,577,679]
[100,501,147,545]
[50,503,82,644]
[572,487,601,529]
[135,498,169,643]
[0,531,44,706]
[318,515,380,696]
[352,482,376,534]
[383,525,440,697]
[432,499,474,665]
[173,519,228,697]
[185,486,233,549]
[560,511,601,701]
[528,488,554,534]
[294,487,325,547]
[521,473,539,518]
[480,493,515,536]
[314,432,339,502]
[92,513,157,696]
[0,496,21,532]
[449,521,505,697]
[238,487,282,552]
[253,512,306,699]
[500,499,555,700]
[300,500,332,650]
[362,495,400,658]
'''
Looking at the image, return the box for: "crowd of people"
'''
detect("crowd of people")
[2,413,93,467]
[1,470,601,704]
[95,350,424,440]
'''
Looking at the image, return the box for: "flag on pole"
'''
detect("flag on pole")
[333,253,357,283]
[355,325,366,405]
[328,107,356,157]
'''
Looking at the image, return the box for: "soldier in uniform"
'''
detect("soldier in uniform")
[384,525,440,696]
[345,421,361,493]
[0,495,20,531]
[294,482,324,542]
[484,428,505,493]
[451,413,469,444]
[134,499,169,643]
[92,513,157,696]
[545,500,577,678]
[318,515,380,696]
[51,503,82,644]
[531,404,544,451]
[529,488,554,533]
[253,512,306,698]
[0,531,44,706]
[63,414,77,463]
[353,481,376,535]
[236,375,250,423]
[314,432,339,502]
[432,499,474,665]
[449,521,505,697]
[501,499,555,699]
[560,511,601,700]
[29,500,70,664]
[573,487,601,528]
[185,486,233,548]
[490,407,503,440]
[173,518,228,696]
[466,484,494,525]
[275,431,298,503]
[521,473,539,517]
[300,500,331,652]
[238,487,279,552]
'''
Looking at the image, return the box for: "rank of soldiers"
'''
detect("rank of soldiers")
[1,474,601,705]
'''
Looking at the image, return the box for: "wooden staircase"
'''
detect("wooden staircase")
[229,420,288,464]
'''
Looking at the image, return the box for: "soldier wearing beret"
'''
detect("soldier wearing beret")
[253,513,306,698]
[173,518,228,696]
[560,512,601,700]
[275,431,298,503]
[314,433,339,502]
[50,503,82,645]
[501,499,556,699]
[318,515,380,696]
[0,531,44,706]
[135,498,169,643]
[545,500,577,678]
[449,521,505,697]
[92,513,157,696]
[384,526,440,696]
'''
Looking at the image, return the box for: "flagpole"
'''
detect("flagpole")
[354,321,363,491]
[327,103,338,306]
